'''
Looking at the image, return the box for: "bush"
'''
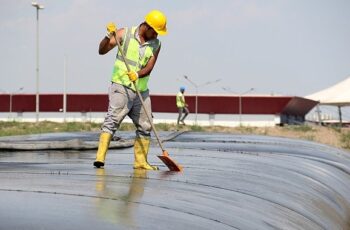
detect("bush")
[155,123,171,131]
[340,131,350,149]
[330,126,342,133]
[237,126,256,134]
[190,125,203,132]
[286,125,314,132]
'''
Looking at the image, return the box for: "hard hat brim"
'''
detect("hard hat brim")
[155,28,167,36]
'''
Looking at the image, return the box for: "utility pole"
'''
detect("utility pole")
[183,75,221,125]
[222,87,254,126]
[338,106,343,127]
[63,55,67,122]
[32,2,44,123]
[316,103,322,125]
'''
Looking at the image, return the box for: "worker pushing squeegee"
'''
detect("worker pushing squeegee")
[94,10,182,171]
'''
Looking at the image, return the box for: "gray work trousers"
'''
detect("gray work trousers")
[101,83,152,138]
[177,107,189,124]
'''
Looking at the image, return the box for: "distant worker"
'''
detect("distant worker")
[176,86,189,125]
[93,10,168,170]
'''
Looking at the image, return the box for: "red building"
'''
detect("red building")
[0,94,317,125]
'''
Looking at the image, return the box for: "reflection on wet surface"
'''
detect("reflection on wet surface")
[94,168,148,228]
[1,132,350,229]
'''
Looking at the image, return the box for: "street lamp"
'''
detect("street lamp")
[239,88,254,125]
[183,75,221,125]
[63,55,67,122]
[32,1,44,123]
[222,87,254,126]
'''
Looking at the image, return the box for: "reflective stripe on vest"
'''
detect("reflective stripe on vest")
[111,27,160,92]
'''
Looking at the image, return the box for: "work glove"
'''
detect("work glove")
[106,22,117,39]
[127,70,138,82]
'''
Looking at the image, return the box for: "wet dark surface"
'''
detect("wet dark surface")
[1,132,350,229]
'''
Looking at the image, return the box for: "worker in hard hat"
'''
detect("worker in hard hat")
[176,86,189,125]
[94,10,168,170]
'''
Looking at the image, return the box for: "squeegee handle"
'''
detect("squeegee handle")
[114,34,166,152]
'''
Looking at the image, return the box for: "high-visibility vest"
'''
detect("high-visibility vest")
[111,26,160,92]
[176,92,185,108]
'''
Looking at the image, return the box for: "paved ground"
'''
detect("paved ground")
[1,132,350,229]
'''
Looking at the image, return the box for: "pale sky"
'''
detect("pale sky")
[1,0,350,97]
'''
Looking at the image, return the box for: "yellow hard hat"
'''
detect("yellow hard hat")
[145,10,167,35]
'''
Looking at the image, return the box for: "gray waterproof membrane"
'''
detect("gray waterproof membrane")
[1,132,350,229]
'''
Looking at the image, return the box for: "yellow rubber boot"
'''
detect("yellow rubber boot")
[93,132,112,168]
[133,138,159,170]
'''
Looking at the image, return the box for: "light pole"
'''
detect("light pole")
[222,87,254,126]
[63,55,67,122]
[32,2,44,123]
[184,75,221,125]
[239,88,254,126]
